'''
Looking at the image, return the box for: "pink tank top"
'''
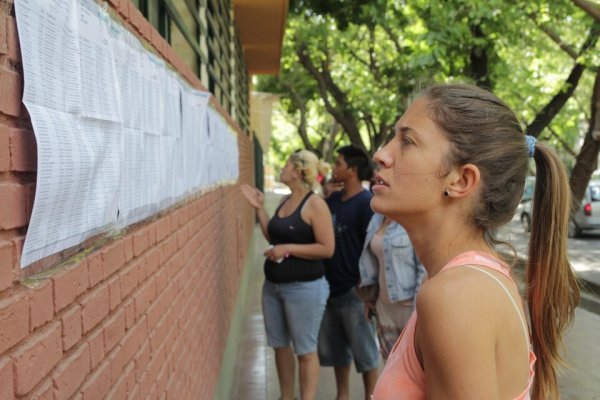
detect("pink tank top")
[371,251,536,400]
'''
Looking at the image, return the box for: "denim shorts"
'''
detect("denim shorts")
[262,277,329,356]
[318,287,379,373]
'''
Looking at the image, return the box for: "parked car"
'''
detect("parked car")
[520,179,600,237]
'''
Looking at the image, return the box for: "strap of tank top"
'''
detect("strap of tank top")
[461,265,530,350]
[297,191,314,210]
[274,191,314,217]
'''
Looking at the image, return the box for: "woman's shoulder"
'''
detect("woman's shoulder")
[304,191,330,212]
[417,267,504,321]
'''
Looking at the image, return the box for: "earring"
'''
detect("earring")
[443,190,449,198]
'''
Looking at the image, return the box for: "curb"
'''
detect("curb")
[579,290,600,315]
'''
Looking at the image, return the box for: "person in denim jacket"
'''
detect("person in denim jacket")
[357,213,425,359]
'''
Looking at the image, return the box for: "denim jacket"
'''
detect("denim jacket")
[358,214,426,303]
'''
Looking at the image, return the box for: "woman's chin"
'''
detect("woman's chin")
[370,196,386,214]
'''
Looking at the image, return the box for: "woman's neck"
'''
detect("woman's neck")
[288,182,310,200]
[399,212,494,278]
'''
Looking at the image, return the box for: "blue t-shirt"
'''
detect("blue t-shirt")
[325,189,374,297]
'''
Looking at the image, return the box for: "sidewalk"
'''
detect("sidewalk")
[226,192,600,399]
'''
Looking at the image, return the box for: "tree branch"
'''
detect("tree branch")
[526,21,600,137]
[572,0,600,22]
[381,25,402,55]
[295,41,365,149]
[284,83,314,152]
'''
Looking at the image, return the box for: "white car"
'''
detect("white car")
[520,180,600,237]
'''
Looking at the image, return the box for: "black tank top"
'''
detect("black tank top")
[264,192,326,283]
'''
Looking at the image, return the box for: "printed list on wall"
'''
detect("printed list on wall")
[15,0,240,268]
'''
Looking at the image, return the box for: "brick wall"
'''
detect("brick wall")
[0,0,256,398]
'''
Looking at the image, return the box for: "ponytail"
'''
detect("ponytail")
[527,142,580,399]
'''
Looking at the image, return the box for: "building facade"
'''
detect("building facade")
[0,0,286,398]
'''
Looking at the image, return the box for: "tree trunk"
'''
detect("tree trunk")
[469,23,492,89]
[572,0,600,22]
[287,85,314,152]
[569,69,600,209]
[295,42,366,151]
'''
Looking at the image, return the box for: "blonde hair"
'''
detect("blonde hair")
[422,84,579,400]
[289,150,330,192]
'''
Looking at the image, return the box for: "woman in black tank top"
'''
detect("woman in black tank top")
[241,150,334,400]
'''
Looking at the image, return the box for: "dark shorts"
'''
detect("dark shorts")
[318,287,379,372]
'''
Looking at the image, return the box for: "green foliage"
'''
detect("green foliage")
[258,0,599,166]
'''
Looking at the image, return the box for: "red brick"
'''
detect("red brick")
[88,329,104,370]
[123,298,135,328]
[87,252,103,287]
[0,240,15,291]
[22,379,52,400]
[0,293,29,353]
[155,216,171,242]
[106,0,120,9]
[0,68,22,117]
[108,276,121,311]
[80,284,110,333]
[103,308,126,353]
[145,221,158,244]
[52,260,89,312]
[107,372,128,400]
[12,236,25,269]
[132,228,149,257]
[128,3,145,34]
[144,247,159,277]
[52,345,90,400]
[6,16,20,62]
[119,258,141,299]
[9,128,36,172]
[158,235,177,265]
[80,358,111,400]
[0,183,29,229]
[154,268,169,298]
[123,235,134,263]
[0,357,13,400]
[0,125,9,171]
[108,362,134,400]
[13,322,62,395]
[149,319,168,356]
[118,0,130,19]
[61,305,82,350]
[134,279,156,319]
[176,228,187,249]
[120,320,145,368]
[29,280,53,330]
[134,341,150,382]
[101,240,125,279]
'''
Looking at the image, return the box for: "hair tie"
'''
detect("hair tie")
[525,135,536,157]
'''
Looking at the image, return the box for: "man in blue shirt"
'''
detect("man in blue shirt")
[319,145,379,400]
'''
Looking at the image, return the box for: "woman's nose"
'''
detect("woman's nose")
[373,146,392,168]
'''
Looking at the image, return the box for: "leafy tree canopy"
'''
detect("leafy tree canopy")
[257,0,600,196]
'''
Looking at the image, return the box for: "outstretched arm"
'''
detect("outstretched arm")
[240,183,270,241]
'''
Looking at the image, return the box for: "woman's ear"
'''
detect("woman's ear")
[447,163,480,198]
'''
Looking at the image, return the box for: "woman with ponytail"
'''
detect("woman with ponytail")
[369,83,578,400]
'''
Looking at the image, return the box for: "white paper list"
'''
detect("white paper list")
[16,0,240,268]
